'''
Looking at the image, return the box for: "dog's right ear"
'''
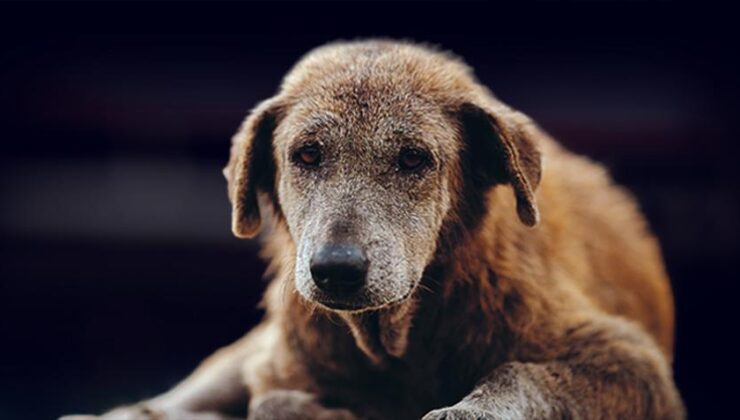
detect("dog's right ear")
[224,97,284,239]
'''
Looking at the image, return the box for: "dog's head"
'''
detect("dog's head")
[225,41,542,311]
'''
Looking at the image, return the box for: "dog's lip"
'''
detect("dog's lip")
[316,299,370,311]
[311,287,415,313]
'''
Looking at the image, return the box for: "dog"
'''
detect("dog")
[64,40,685,420]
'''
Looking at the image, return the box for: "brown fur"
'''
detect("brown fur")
[63,40,684,420]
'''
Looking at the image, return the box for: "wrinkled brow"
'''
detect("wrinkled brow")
[296,112,341,139]
[293,109,437,147]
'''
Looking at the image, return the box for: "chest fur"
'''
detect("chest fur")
[283,293,512,419]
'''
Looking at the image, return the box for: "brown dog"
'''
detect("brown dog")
[64,40,685,420]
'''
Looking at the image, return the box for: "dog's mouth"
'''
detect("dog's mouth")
[307,286,416,313]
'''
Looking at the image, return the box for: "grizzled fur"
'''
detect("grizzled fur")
[63,40,684,420]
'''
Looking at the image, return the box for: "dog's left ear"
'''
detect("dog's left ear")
[223,97,284,239]
[456,99,543,227]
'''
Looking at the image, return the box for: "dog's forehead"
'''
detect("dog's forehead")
[278,91,450,150]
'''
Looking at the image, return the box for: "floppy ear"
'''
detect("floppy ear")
[224,97,283,238]
[457,99,543,227]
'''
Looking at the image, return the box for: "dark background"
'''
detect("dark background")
[1,1,737,419]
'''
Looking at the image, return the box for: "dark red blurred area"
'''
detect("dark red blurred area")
[1,2,737,419]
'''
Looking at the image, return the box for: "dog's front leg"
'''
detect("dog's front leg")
[423,318,684,420]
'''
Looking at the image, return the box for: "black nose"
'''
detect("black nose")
[310,244,369,297]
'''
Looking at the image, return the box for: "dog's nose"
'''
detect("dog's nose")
[310,244,368,297]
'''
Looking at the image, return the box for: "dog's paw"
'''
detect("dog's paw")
[422,406,495,420]
[248,390,356,420]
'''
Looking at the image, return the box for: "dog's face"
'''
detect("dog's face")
[274,94,459,311]
[225,41,542,312]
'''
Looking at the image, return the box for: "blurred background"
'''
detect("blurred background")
[1,1,737,419]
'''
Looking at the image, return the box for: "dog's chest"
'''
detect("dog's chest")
[292,310,494,419]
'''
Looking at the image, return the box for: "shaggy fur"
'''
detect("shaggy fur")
[63,40,684,420]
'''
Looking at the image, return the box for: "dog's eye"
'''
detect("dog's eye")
[397,147,430,172]
[292,144,321,167]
